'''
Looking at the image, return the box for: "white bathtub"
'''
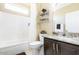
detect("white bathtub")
[0,40,29,55]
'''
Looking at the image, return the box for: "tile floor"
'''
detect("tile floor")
[25,45,44,55]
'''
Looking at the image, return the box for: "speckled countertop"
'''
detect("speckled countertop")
[42,34,79,45]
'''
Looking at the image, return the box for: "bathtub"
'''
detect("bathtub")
[0,40,29,55]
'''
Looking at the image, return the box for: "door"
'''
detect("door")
[60,42,77,55]
[44,38,57,55]
[44,38,53,55]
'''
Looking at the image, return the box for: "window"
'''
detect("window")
[5,4,29,15]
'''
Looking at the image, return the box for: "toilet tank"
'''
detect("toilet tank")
[39,34,46,43]
[39,30,47,43]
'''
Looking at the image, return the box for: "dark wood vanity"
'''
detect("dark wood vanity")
[44,37,79,55]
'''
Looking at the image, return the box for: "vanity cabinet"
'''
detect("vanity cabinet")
[44,37,79,55]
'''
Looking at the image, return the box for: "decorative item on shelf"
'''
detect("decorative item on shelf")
[40,8,49,22]
[40,18,49,21]
[40,30,47,34]
[42,9,47,13]
[40,8,48,16]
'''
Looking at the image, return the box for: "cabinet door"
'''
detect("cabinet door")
[74,45,79,55]
[55,42,61,55]
[44,38,56,55]
[44,38,53,55]
[60,42,77,55]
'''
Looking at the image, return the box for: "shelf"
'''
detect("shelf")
[37,20,49,24]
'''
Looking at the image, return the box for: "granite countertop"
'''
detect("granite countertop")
[42,34,79,45]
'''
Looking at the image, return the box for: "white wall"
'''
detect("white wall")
[65,11,79,33]
[0,11,30,42]
[28,4,37,42]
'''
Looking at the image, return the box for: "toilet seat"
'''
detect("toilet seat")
[29,41,43,48]
[30,41,42,45]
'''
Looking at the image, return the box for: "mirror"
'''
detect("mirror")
[65,11,79,33]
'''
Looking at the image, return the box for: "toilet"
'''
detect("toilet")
[29,34,44,55]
